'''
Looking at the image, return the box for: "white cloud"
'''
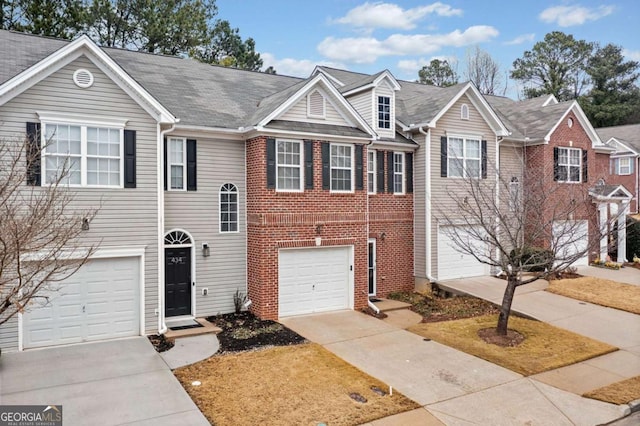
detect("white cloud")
[504,33,535,45]
[260,53,345,77]
[397,56,457,75]
[333,2,462,30]
[623,49,640,61]
[318,26,498,63]
[539,4,614,27]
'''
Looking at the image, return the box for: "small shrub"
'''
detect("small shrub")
[627,218,640,261]
[233,289,248,314]
[509,247,553,272]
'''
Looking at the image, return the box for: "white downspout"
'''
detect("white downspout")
[158,122,177,335]
[418,126,436,282]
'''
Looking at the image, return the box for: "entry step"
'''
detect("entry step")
[371,298,412,313]
[165,318,221,339]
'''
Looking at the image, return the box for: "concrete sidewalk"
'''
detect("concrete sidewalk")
[282,310,625,425]
[440,275,640,409]
[577,265,640,286]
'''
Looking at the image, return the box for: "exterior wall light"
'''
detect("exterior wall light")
[202,243,210,257]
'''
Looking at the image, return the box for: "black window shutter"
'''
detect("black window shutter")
[376,150,385,193]
[26,122,41,186]
[440,136,448,177]
[266,138,276,189]
[406,152,413,193]
[582,149,588,183]
[123,130,136,188]
[321,142,330,190]
[304,140,314,189]
[355,144,363,190]
[553,147,559,181]
[387,151,394,193]
[186,139,197,191]
[163,138,168,190]
[481,140,487,179]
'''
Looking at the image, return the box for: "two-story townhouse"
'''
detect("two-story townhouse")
[0,30,418,351]
[488,95,633,264]
[596,124,640,215]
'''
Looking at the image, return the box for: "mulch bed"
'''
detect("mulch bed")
[148,334,175,352]
[361,306,388,319]
[388,291,499,323]
[624,262,640,270]
[478,327,525,347]
[206,311,307,353]
[545,270,582,281]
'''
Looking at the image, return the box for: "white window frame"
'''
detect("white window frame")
[618,157,631,175]
[557,147,582,183]
[377,96,391,129]
[330,143,354,193]
[276,139,304,192]
[393,152,405,194]
[307,90,326,119]
[40,118,124,188]
[447,135,482,179]
[219,183,239,233]
[367,149,376,194]
[167,137,187,191]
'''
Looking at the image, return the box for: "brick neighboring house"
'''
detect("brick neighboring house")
[0,30,634,352]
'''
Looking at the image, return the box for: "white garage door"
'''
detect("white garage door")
[23,257,140,349]
[438,226,488,280]
[279,247,351,317]
[553,220,589,266]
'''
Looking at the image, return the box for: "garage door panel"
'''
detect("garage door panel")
[23,257,140,349]
[279,247,351,317]
[438,226,488,280]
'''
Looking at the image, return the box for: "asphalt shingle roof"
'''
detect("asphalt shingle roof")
[596,124,640,153]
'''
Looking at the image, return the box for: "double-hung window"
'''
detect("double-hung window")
[393,152,405,194]
[367,150,376,194]
[448,137,481,178]
[276,139,302,191]
[168,137,186,190]
[42,121,123,187]
[557,147,581,182]
[377,96,390,129]
[330,144,353,191]
[219,183,238,232]
[618,157,631,175]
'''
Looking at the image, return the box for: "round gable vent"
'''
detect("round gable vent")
[73,69,94,88]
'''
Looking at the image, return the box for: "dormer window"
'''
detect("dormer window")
[307,90,325,118]
[461,104,469,120]
[377,96,390,129]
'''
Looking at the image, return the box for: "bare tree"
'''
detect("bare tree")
[464,45,505,96]
[0,135,97,326]
[437,155,618,335]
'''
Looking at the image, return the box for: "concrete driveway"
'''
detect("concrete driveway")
[282,310,626,425]
[0,337,208,426]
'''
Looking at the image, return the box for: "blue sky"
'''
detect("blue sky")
[217,0,640,98]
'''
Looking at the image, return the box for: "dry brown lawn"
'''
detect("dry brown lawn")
[174,343,419,426]
[546,277,640,314]
[583,376,640,405]
[408,314,617,376]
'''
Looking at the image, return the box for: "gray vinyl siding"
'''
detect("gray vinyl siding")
[347,91,373,130]
[164,136,246,316]
[429,95,497,278]
[280,94,347,125]
[374,83,395,139]
[498,144,525,251]
[0,55,160,350]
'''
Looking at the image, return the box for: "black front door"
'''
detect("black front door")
[165,247,191,317]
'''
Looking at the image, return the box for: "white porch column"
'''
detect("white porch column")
[617,201,629,263]
[598,202,608,261]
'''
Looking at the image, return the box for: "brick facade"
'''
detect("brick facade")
[523,112,608,260]
[246,137,409,319]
